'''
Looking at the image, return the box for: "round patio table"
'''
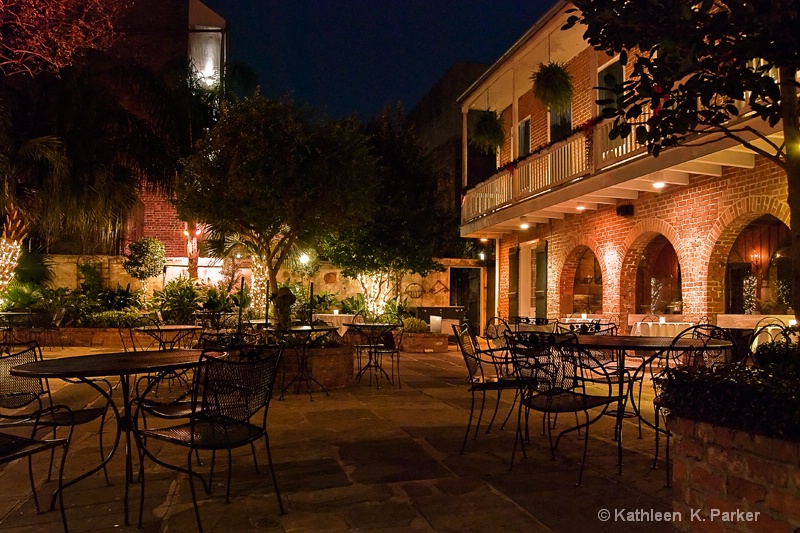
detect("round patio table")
[344,322,401,388]
[133,324,202,350]
[266,325,337,400]
[11,349,203,526]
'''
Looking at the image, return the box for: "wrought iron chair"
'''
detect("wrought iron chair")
[632,324,739,487]
[453,323,522,453]
[0,427,72,531]
[0,342,115,513]
[507,330,622,485]
[28,308,65,349]
[135,344,285,532]
[369,313,404,387]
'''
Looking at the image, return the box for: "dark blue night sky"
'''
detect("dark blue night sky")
[202,0,555,119]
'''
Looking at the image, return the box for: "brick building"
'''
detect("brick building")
[115,0,227,262]
[458,2,789,331]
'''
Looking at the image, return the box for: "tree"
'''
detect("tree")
[565,0,800,317]
[322,105,444,314]
[177,95,377,316]
[122,236,166,294]
[0,0,123,77]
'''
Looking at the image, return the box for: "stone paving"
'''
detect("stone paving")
[0,346,676,532]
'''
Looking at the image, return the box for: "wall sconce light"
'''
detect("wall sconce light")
[519,216,529,229]
[750,250,760,269]
[299,253,310,265]
[478,251,486,261]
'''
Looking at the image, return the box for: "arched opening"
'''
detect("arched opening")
[725,214,791,314]
[635,235,682,314]
[572,248,602,313]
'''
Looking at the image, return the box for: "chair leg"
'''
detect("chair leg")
[576,412,590,486]
[250,442,260,473]
[225,449,233,503]
[263,433,285,514]
[499,390,519,430]
[186,451,204,533]
[484,390,503,434]
[665,430,672,488]
[653,407,661,470]
[509,402,525,470]
[473,390,487,439]
[460,389,476,454]
[395,351,401,388]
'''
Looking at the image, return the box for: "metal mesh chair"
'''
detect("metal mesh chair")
[135,344,285,531]
[370,313,404,387]
[632,324,739,487]
[453,323,522,453]
[506,331,622,485]
[0,342,114,512]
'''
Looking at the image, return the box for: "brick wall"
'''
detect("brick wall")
[668,417,800,533]
[496,157,787,326]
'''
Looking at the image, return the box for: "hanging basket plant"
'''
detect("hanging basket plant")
[470,109,505,154]
[531,61,573,113]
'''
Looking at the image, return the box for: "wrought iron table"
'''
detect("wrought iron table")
[12,349,203,525]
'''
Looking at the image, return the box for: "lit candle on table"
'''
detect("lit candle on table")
[581,313,587,320]
[659,316,666,324]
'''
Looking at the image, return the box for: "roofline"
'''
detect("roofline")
[456,0,570,105]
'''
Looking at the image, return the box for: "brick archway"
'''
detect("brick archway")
[555,236,606,316]
[619,219,684,324]
[705,197,790,318]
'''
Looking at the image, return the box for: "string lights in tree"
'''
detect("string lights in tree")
[0,206,26,294]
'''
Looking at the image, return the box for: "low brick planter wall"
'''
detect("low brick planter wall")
[668,416,800,532]
[16,327,125,348]
[278,345,354,391]
[401,332,450,353]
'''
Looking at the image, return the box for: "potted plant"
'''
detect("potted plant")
[531,61,573,113]
[400,317,450,353]
[470,110,505,154]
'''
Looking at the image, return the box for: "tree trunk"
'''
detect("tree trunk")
[779,67,800,321]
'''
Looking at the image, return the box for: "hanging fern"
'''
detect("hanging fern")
[531,61,573,113]
[470,110,504,154]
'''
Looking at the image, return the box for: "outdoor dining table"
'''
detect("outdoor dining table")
[629,321,694,337]
[266,325,337,400]
[11,348,203,526]
[344,322,401,387]
[573,334,732,432]
[0,310,32,341]
[133,324,202,350]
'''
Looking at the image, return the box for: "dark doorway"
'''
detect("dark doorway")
[450,267,481,330]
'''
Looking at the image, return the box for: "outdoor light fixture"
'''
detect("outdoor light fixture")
[576,205,586,211]
[480,238,489,242]
[478,251,486,261]
[299,253,310,265]
[750,250,760,268]
[520,216,529,229]
[652,181,666,189]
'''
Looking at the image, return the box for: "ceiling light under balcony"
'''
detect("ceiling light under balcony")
[576,205,586,211]
[519,216,530,230]
[652,181,666,189]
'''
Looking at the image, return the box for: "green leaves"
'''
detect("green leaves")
[122,237,166,282]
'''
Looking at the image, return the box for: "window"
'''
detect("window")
[549,108,572,143]
[518,118,531,158]
[597,59,624,115]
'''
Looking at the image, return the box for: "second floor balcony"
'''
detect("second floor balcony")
[460,115,777,239]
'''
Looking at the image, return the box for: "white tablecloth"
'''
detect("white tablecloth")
[630,321,694,337]
[314,314,355,336]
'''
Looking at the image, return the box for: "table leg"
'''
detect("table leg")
[280,344,329,400]
[47,378,122,512]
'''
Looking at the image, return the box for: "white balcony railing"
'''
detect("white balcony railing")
[462,119,646,224]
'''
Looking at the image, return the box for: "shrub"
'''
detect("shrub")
[122,237,166,292]
[403,317,430,333]
[657,344,800,442]
[81,310,142,328]
[151,277,201,324]
[340,293,366,315]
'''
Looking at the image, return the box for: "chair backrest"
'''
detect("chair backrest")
[200,331,261,353]
[505,330,584,394]
[196,344,283,423]
[641,314,660,322]
[375,313,403,349]
[484,317,510,347]
[669,324,740,367]
[453,323,483,382]
[128,315,161,351]
[0,342,46,411]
